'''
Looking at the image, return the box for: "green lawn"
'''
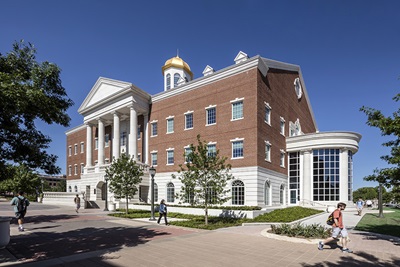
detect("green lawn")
[109,206,323,230]
[354,208,400,238]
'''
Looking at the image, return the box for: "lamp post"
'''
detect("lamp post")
[104,174,109,212]
[149,166,156,221]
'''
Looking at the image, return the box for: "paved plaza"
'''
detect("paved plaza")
[0,199,399,267]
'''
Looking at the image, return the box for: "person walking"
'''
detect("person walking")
[74,194,81,213]
[318,202,352,253]
[157,199,169,225]
[10,191,30,232]
[356,198,364,216]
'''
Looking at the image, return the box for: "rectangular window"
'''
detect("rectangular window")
[68,166,72,176]
[81,163,84,174]
[120,132,126,146]
[151,122,158,136]
[80,142,84,153]
[167,118,174,133]
[167,150,174,165]
[105,134,110,147]
[265,141,271,162]
[280,117,285,135]
[265,103,271,124]
[151,152,158,166]
[74,144,78,155]
[74,164,78,175]
[95,138,99,150]
[232,140,244,158]
[68,146,72,156]
[206,107,216,125]
[280,150,285,167]
[137,125,141,139]
[207,144,216,158]
[185,113,193,129]
[232,100,243,120]
[185,147,192,163]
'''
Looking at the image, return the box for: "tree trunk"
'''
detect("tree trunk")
[378,183,384,218]
[125,197,129,214]
[205,205,208,225]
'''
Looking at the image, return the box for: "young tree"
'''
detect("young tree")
[0,41,74,180]
[105,153,143,214]
[172,134,233,225]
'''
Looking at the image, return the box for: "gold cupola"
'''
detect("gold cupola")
[162,56,193,80]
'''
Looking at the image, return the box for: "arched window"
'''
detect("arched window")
[264,181,271,206]
[232,180,245,205]
[154,183,158,202]
[167,182,175,203]
[68,186,72,193]
[174,73,180,87]
[74,185,78,193]
[166,74,171,90]
[280,184,285,205]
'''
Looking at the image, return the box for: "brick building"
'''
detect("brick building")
[66,51,361,208]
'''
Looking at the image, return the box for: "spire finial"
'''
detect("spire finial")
[177,49,179,58]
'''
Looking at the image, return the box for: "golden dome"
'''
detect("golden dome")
[162,56,193,79]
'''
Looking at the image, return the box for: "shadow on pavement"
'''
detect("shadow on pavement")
[301,251,400,267]
[6,225,170,263]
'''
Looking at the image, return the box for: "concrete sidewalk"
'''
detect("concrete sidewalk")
[0,202,399,267]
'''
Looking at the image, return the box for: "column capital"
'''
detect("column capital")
[112,111,121,117]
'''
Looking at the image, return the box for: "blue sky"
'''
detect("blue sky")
[1,0,399,190]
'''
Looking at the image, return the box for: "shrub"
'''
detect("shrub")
[270,223,331,238]
[253,206,323,222]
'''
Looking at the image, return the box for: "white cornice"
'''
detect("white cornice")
[152,56,262,102]
[65,124,86,135]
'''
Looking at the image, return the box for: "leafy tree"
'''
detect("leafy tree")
[0,41,73,180]
[0,164,41,195]
[360,93,400,188]
[105,153,143,214]
[352,187,378,201]
[360,92,400,217]
[172,134,233,225]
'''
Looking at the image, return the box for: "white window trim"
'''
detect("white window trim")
[151,151,158,167]
[137,125,141,140]
[265,141,271,162]
[80,142,84,153]
[151,121,158,137]
[231,98,244,122]
[205,105,217,126]
[74,144,78,155]
[74,164,78,175]
[264,102,272,125]
[230,138,244,160]
[280,149,286,168]
[280,117,285,136]
[184,111,194,130]
[166,117,174,134]
[68,146,72,157]
[166,148,175,165]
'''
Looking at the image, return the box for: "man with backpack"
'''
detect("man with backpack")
[318,202,352,253]
[10,191,30,232]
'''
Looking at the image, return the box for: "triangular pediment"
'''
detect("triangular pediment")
[202,65,214,76]
[78,77,132,114]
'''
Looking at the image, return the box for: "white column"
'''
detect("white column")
[112,112,120,160]
[340,149,349,202]
[129,107,138,160]
[85,123,93,168]
[144,113,149,164]
[98,118,105,166]
[302,150,312,204]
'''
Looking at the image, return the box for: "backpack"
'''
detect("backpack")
[17,197,27,213]
[326,212,334,225]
